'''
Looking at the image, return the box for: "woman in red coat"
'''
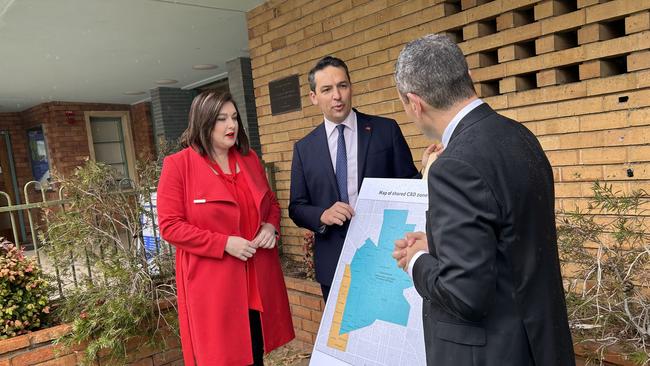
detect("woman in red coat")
[157,91,294,365]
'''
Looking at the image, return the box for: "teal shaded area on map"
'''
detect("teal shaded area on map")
[339,209,415,335]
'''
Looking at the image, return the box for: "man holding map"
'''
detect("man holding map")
[392,34,575,366]
[289,56,423,302]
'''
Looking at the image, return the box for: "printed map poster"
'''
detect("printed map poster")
[311,178,428,366]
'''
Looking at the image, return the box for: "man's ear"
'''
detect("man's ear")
[309,90,318,106]
[406,93,423,118]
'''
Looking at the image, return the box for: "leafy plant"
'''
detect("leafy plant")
[0,237,52,338]
[302,231,315,281]
[40,156,177,364]
[558,181,650,365]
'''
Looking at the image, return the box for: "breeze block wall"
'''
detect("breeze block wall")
[246,0,650,264]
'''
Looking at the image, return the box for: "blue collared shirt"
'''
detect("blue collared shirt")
[441,98,484,148]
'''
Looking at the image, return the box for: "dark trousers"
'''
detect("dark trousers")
[249,310,264,366]
[320,284,331,303]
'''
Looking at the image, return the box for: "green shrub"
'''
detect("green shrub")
[558,182,650,364]
[41,157,177,364]
[0,237,51,338]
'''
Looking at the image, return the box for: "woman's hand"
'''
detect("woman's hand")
[225,236,257,261]
[252,223,277,249]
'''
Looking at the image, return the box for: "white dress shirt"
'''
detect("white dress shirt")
[324,111,359,209]
[407,99,484,277]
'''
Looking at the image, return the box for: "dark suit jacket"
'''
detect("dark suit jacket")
[289,110,419,286]
[413,103,574,366]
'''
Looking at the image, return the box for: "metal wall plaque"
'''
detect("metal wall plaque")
[269,74,302,115]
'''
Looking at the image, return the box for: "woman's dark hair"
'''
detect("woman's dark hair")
[180,91,250,156]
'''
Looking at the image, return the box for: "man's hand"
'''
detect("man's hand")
[393,231,428,271]
[225,236,257,261]
[253,222,277,249]
[320,202,355,226]
[422,143,444,170]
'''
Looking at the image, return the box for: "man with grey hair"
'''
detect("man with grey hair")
[392,34,575,366]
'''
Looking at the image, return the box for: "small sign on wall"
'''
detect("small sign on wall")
[26,126,50,190]
[269,74,302,115]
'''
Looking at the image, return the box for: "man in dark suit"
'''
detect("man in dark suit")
[392,35,575,365]
[289,56,420,302]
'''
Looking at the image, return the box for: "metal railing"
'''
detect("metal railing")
[0,180,163,298]
[1,162,276,298]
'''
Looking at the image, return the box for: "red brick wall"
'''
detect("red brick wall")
[20,102,136,243]
[0,101,155,245]
[284,276,324,350]
[16,101,157,180]
[130,102,156,160]
[0,112,33,198]
[0,112,36,243]
[0,324,183,366]
[21,102,135,180]
[2,101,156,192]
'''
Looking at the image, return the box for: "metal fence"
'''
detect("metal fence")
[0,162,276,299]
[0,179,163,298]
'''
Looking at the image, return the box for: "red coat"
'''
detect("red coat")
[157,147,294,365]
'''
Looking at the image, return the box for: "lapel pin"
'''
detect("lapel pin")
[365,125,371,131]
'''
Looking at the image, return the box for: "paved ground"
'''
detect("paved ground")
[264,340,311,366]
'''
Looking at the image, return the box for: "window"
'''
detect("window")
[84,111,136,183]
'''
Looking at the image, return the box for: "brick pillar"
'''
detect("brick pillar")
[149,87,196,154]
[227,57,261,154]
